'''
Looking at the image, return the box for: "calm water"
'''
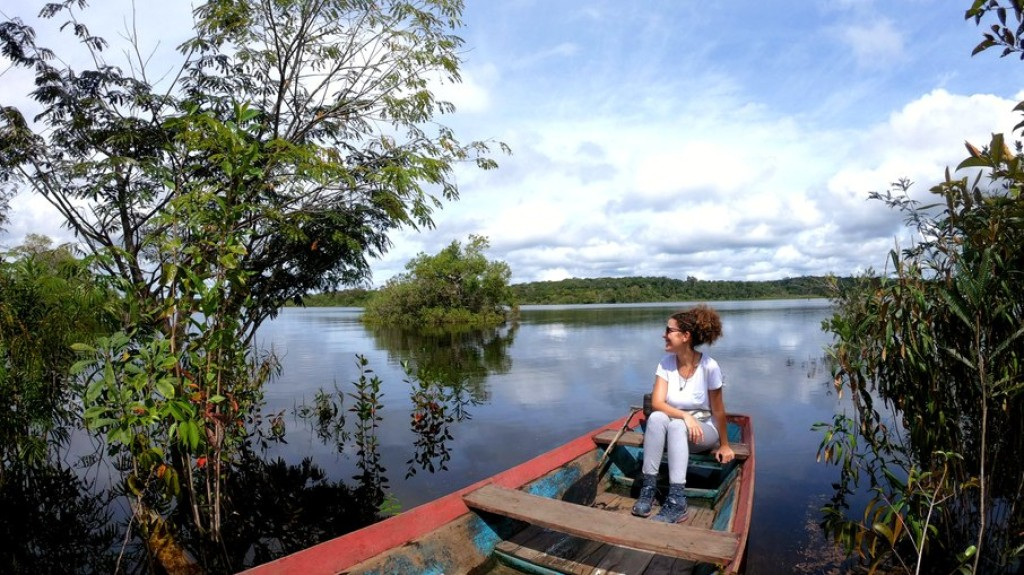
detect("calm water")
[256,299,845,574]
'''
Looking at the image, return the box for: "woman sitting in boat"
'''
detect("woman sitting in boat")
[632,304,736,523]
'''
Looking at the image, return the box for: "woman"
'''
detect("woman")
[632,304,735,523]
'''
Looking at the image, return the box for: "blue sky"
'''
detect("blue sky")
[3,1,1022,286]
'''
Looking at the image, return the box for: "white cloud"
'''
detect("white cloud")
[4,1,1023,288]
[829,89,1019,205]
[838,19,906,68]
[433,64,497,115]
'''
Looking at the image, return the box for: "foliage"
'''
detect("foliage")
[307,275,850,307]
[362,235,516,326]
[512,274,847,305]
[299,288,376,307]
[0,187,10,233]
[0,0,500,563]
[0,238,118,472]
[967,0,1024,63]
[404,358,480,478]
[818,9,1024,570]
[817,4,1024,573]
[0,1,503,331]
[68,119,285,545]
[819,114,1024,575]
[347,354,388,511]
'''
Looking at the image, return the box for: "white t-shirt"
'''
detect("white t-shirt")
[656,353,724,411]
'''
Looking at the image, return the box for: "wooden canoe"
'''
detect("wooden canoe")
[241,411,755,575]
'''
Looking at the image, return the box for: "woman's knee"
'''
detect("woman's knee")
[697,422,720,449]
[647,410,670,427]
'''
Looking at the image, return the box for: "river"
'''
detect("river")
[255,299,846,573]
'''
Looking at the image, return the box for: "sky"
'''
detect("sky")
[2,1,1022,286]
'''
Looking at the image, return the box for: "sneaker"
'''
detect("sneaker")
[652,484,688,523]
[631,474,658,517]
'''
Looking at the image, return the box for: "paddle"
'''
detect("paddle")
[576,405,643,505]
[595,406,642,476]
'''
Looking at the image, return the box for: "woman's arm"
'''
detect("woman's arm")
[709,387,735,462]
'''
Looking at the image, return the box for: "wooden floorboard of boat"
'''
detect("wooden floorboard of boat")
[495,529,610,575]
[591,545,656,574]
[494,491,717,575]
[645,554,696,575]
[465,484,739,565]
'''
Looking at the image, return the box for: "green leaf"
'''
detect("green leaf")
[872,522,895,545]
[957,545,977,561]
[85,381,104,403]
[180,420,201,451]
[82,405,107,421]
[155,378,175,399]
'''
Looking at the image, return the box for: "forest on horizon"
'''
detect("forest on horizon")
[301,274,850,307]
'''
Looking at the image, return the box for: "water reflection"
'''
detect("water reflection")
[0,460,119,573]
[202,452,384,571]
[367,323,518,401]
[295,324,521,483]
[0,448,394,573]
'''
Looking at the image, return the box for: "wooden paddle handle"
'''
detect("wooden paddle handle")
[596,407,641,470]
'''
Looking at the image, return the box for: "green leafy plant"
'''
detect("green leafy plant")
[348,354,388,512]
[0,241,118,473]
[818,5,1024,572]
[820,151,1024,573]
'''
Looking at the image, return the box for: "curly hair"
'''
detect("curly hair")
[670,304,723,347]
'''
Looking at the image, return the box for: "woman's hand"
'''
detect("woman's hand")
[714,444,735,463]
[685,416,704,443]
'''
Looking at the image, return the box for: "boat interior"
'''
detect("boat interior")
[461,417,751,575]
[339,413,752,575]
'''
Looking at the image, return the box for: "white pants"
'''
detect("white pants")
[641,410,719,484]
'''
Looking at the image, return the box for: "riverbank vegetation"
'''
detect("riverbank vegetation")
[0,236,119,473]
[305,274,853,307]
[818,2,1024,572]
[510,274,848,304]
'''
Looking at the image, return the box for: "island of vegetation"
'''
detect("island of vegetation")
[360,235,515,327]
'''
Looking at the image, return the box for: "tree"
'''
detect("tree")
[818,4,1024,572]
[0,0,503,559]
[0,237,118,473]
[0,0,502,338]
[362,234,516,326]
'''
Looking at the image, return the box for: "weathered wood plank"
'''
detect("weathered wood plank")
[593,544,655,575]
[463,484,739,565]
[495,529,610,575]
[645,554,696,575]
[592,430,750,460]
[592,491,633,514]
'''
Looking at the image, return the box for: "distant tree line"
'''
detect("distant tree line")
[302,288,377,307]
[302,274,852,307]
[509,275,848,304]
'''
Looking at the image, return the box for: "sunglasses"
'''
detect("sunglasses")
[665,327,685,335]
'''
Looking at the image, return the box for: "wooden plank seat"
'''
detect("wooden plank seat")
[463,484,739,565]
[592,430,750,461]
